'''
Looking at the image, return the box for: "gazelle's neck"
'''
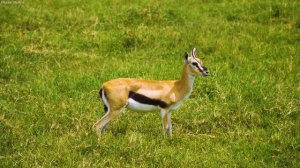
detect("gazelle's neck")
[176,64,195,94]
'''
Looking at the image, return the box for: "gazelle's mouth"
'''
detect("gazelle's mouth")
[201,71,209,76]
[200,65,209,76]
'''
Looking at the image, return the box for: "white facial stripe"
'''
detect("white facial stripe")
[199,65,204,71]
[193,59,204,72]
[192,61,204,72]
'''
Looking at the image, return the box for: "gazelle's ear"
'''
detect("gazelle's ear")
[192,48,196,58]
[184,52,189,63]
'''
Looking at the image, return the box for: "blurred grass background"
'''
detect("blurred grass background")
[0,0,299,167]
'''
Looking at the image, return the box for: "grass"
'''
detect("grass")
[0,0,299,167]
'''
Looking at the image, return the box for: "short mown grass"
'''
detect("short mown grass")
[1,0,299,167]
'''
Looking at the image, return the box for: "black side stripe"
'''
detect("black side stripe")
[128,91,168,108]
[99,88,108,113]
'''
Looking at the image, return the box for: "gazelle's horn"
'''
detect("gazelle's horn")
[192,48,196,58]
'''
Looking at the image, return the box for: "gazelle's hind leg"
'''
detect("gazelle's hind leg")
[93,108,124,132]
[93,88,128,133]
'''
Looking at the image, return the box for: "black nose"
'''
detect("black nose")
[202,66,209,73]
[202,66,209,76]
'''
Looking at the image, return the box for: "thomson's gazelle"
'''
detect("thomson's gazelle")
[93,48,209,137]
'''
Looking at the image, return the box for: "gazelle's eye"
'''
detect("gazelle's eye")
[192,62,198,66]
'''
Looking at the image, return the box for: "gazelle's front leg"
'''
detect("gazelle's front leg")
[160,109,172,137]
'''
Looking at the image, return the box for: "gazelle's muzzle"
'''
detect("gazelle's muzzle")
[201,66,209,76]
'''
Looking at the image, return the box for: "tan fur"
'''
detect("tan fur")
[93,49,208,137]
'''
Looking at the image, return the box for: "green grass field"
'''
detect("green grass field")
[1,0,299,167]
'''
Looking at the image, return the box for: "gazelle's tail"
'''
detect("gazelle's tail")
[99,88,108,113]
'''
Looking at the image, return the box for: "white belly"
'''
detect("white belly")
[127,98,159,111]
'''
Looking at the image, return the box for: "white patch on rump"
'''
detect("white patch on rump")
[127,98,159,111]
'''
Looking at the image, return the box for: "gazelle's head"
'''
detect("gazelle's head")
[184,48,209,76]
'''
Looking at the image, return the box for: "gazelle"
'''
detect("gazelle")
[93,48,209,137]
